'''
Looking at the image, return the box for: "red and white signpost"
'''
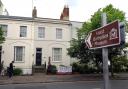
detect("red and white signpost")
[85,13,120,89]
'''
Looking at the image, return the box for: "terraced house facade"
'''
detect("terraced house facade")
[0,6,83,74]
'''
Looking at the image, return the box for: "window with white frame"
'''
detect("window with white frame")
[38,27,45,38]
[52,48,62,61]
[0,24,8,37]
[56,28,62,39]
[20,26,27,37]
[14,46,25,62]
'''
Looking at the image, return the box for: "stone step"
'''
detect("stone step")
[32,65,46,73]
[34,68,46,73]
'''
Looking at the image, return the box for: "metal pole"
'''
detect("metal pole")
[101,13,110,89]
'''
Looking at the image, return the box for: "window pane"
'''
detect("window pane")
[38,27,45,38]
[20,26,27,37]
[36,48,42,53]
[56,28,62,39]
[52,48,62,61]
[16,47,23,61]
[14,46,25,62]
[0,24,8,37]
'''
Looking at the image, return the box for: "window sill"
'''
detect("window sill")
[19,37,27,38]
[56,38,63,40]
[14,61,25,63]
[37,38,45,40]
[52,61,62,63]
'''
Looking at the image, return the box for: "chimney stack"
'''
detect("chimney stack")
[60,5,69,20]
[32,6,37,18]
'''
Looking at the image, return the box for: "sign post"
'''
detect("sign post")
[101,13,110,89]
[85,13,121,89]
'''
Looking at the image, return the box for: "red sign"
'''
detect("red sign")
[85,20,120,49]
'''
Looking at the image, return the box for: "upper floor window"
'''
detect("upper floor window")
[56,28,62,39]
[38,27,45,38]
[0,24,8,37]
[52,48,62,62]
[20,26,27,37]
[14,46,25,62]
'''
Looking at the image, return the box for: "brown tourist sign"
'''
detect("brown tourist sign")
[85,20,120,49]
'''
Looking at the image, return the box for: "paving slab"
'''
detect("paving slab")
[0,73,128,85]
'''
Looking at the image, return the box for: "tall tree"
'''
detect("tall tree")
[67,4,127,75]
[78,4,125,38]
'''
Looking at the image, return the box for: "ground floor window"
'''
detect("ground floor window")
[52,48,62,62]
[14,46,25,62]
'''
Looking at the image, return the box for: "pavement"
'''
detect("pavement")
[0,73,128,85]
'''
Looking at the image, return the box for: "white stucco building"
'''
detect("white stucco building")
[0,6,83,74]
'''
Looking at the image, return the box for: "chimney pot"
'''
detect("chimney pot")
[32,6,37,18]
[60,5,69,20]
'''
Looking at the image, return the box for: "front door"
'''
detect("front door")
[36,48,42,66]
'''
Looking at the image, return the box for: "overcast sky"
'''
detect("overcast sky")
[2,0,128,22]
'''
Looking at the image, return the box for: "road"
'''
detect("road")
[0,80,128,89]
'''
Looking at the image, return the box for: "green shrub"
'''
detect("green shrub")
[112,56,128,73]
[79,64,89,74]
[13,68,22,76]
[51,65,57,74]
[0,61,4,73]
[47,65,57,74]
[71,62,79,72]
[71,62,99,74]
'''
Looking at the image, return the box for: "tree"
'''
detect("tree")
[0,26,5,74]
[0,27,5,44]
[67,38,94,63]
[67,4,128,75]
[78,4,125,38]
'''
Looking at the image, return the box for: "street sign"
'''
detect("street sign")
[85,20,120,49]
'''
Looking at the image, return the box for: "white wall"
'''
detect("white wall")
[0,18,72,74]
[0,16,84,74]
[0,20,34,74]
[34,21,71,67]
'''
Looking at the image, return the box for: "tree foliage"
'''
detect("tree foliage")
[67,4,128,74]
[78,4,125,38]
[0,27,5,74]
[112,55,128,72]
[67,38,94,63]
[0,27,5,44]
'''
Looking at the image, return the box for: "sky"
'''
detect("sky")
[1,0,128,22]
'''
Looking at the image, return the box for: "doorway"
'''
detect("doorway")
[36,48,42,66]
